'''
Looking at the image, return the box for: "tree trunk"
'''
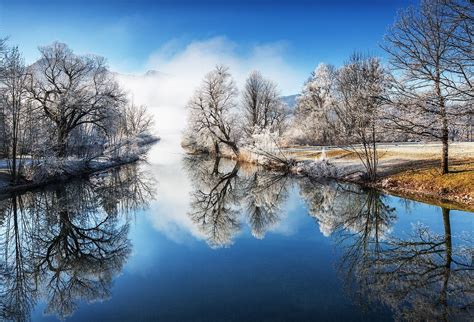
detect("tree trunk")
[214,141,220,157]
[57,128,68,158]
[440,207,452,321]
[229,143,239,157]
[212,156,221,175]
[11,139,17,183]
[442,207,452,262]
[441,125,449,174]
[437,70,449,174]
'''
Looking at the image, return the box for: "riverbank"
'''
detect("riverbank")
[0,137,160,197]
[285,142,474,212]
[0,157,141,197]
[184,141,474,211]
[377,162,474,211]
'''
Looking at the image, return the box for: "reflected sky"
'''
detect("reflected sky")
[0,144,471,321]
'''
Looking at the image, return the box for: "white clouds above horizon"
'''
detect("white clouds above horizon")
[145,36,306,95]
[116,36,307,153]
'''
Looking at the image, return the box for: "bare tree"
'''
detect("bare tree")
[332,54,389,182]
[0,45,30,183]
[383,0,473,174]
[120,103,154,138]
[242,71,287,136]
[0,38,7,157]
[184,65,240,156]
[442,0,474,101]
[27,42,126,157]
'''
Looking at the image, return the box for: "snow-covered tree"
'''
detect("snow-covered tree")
[331,54,389,181]
[383,0,473,174]
[28,42,126,157]
[292,63,337,145]
[242,71,288,137]
[184,65,240,156]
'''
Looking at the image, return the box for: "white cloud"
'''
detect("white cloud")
[116,36,305,163]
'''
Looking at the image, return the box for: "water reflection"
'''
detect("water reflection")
[0,156,471,321]
[0,165,155,320]
[338,207,473,321]
[184,156,473,321]
[184,156,290,247]
[298,179,397,239]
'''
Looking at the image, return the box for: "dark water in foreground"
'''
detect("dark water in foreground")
[0,150,472,321]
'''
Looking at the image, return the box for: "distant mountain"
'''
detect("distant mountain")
[281,94,299,109]
[144,69,165,77]
[112,69,168,79]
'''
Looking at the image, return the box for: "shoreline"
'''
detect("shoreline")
[0,137,160,197]
[377,184,474,213]
[186,147,474,212]
[0,157,142,198]
[337,175,474,213]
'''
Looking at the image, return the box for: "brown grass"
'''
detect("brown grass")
[390,163,474,196]
[381,162,474,210]
[288,148,439,161]
[288,149,354,160]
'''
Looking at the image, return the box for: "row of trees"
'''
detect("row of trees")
[294,0,473,176]
[184,0,473,179]
[0,40,155,184]
[182,66,289,159]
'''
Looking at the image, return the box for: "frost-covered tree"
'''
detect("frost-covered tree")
[28,42,126,157]
[293,63,337,145]
[184,65,240,156]
[104,102,156,161]
[0,44,30,182]
[242,71,287,136]
[331,54,389,181]
[0,38,7,157]
[383,0,473,174]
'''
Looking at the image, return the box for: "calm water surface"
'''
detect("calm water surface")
[0,145,472,321]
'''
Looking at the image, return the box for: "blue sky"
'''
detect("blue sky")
[1,0,416,76]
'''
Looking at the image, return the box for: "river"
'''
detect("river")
[0,143,472,321]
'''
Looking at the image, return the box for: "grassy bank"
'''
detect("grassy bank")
[378,162,474,211]
[284,142,474,211]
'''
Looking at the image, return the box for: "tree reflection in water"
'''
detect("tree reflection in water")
[185,156,473,320]
[0,164,155,320]
[300,176,473,320]
[337,206,473,321]
[184,156,290,247]
[2,156,469,320]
